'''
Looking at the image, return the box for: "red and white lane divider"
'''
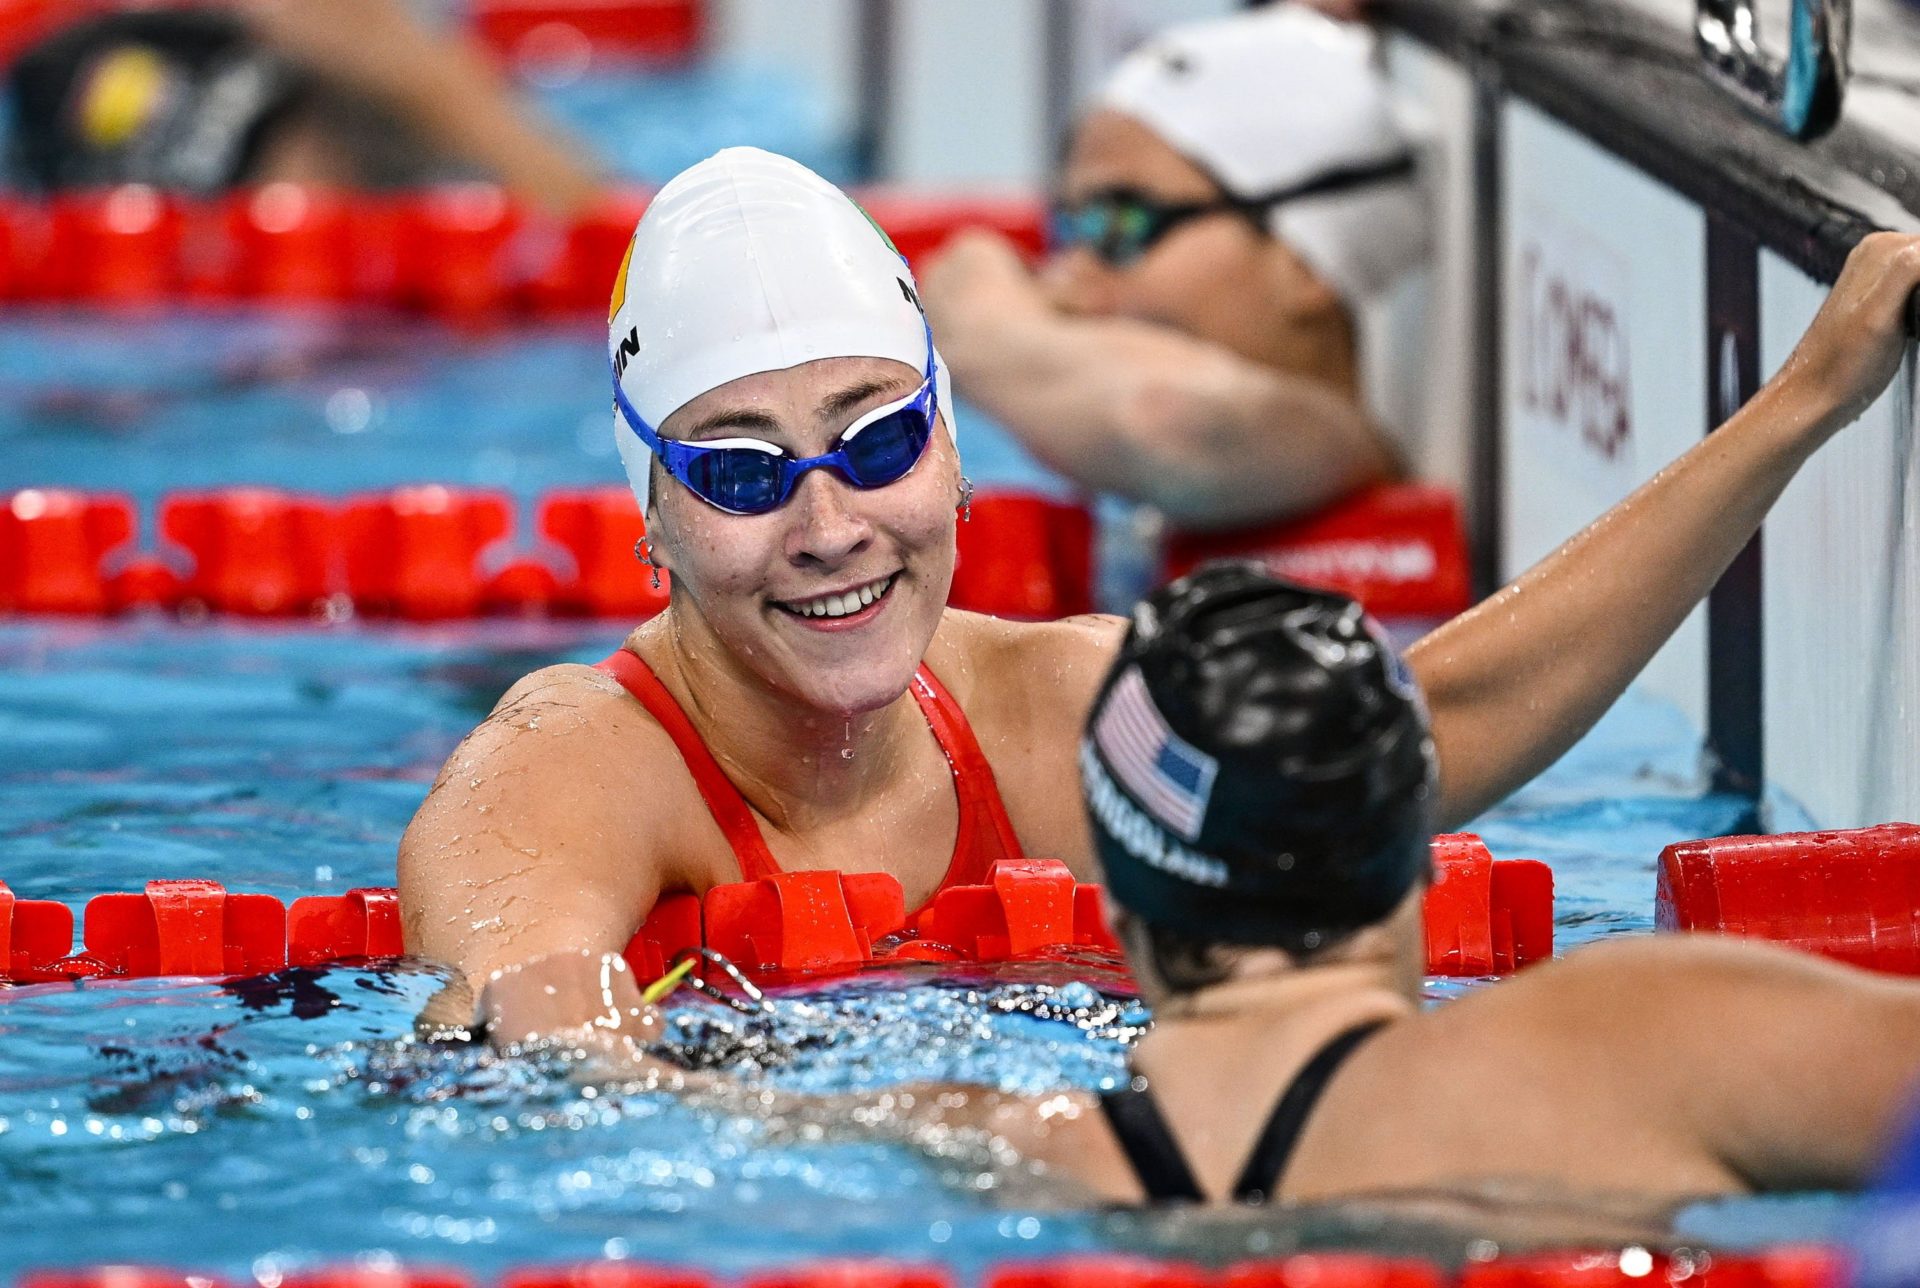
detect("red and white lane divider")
[0,838,1552,987]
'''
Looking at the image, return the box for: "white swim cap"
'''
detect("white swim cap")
[608,146,955,509]
[1097,7,1429,305]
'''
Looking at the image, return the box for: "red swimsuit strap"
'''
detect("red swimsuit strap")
[907,665,1026,890]
[595,649,1026,896]
[594,649,783,882]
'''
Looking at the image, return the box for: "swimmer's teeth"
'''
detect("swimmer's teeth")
[788,576,891,619]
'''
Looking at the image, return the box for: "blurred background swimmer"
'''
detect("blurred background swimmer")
[923,3,1423,533]
[5,0,602,213]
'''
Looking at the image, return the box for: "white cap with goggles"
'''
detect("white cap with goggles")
[608,146,956,511]
[1097,5,1429,306]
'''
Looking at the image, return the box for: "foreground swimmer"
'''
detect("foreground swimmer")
[1030,566,1920,1202]
[923,6,1423,528]
[496,568,1920,1207]
[400,142,1920,1049]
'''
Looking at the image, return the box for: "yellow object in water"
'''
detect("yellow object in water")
[640,954,697,1005]
[79,46,171,149]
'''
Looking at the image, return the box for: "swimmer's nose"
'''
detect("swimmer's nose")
[785,467,874,567]
[1044,246,1120,317]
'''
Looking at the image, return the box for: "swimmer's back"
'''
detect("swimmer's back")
[1052,934,1920,1204]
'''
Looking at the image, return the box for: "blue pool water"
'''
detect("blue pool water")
[0,308,1850,1275]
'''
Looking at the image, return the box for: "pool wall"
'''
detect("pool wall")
[1385,0,1920,828]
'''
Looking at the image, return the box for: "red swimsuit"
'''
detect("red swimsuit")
[595,649,1027,908]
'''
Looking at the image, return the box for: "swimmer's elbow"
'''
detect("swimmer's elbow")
[1108,376,1390,527]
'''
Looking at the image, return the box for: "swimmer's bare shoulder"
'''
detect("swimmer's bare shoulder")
[398,659,706,990]
[930,610,1127,876]
[1355,934,1920,1195]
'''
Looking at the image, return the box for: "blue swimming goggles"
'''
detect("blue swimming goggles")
[613,320,939,516]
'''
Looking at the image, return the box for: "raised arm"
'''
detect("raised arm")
[923,231,1393,529]
[1412,232,1920,827]
[399,664,673,1044]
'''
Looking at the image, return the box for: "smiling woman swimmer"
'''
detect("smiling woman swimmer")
[491,566,1920,1210]
[396,148,1920,1052]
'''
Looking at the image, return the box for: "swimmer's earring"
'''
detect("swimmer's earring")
[634,537,663,590]
[958,476,975,523]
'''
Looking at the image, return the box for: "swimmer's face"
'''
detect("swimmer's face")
[647,356,958,716]
[1050,109,1350,377]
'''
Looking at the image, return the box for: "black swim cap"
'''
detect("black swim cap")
[1081,562,1437,953]
[6,11,307,193]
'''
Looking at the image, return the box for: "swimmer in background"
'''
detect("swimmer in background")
[921,4,1418,531]
[489,562,1920,1208]
[5,0,601,214]
[399,143,1920,1060]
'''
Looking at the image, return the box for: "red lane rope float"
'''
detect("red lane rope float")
[470,0,705,67]
[1224,1256,1447,1288]
[1425,834,1555,976]
[0,837,1550,986]
[0,185,1042,317]
[985,1259,1208,1288]
[1162,484,1473,620]
[0,485,1092,623]
[743,1265,952,1288]
[1458,1247,1849,1288]
[1656,822,1920,973]
[0,880,73,984]
[9,1252,1853,1288]
[951,492,1095,621]
[505,1268,717,1288]
[0,489,134,615]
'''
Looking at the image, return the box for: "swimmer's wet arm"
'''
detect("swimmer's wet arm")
[1407,232,1920,829]
[236,0,604,216]
[923,231,1391,528]
[477,948,703,1087]
[1563,937,1920,1192]
[398,663,674,1042]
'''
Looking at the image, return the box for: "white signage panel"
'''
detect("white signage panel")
[1500,100,1708,735]
[1759,252,1920,827]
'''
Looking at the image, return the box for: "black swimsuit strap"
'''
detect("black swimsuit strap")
[1232,1019,1389,1203]
[1096,1077,1205,1203]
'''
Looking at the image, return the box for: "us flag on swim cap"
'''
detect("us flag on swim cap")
[1093,667,1219,842]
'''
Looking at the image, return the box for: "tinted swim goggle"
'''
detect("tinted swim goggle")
[1051,153,1417,268]
[613,319,939,516]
